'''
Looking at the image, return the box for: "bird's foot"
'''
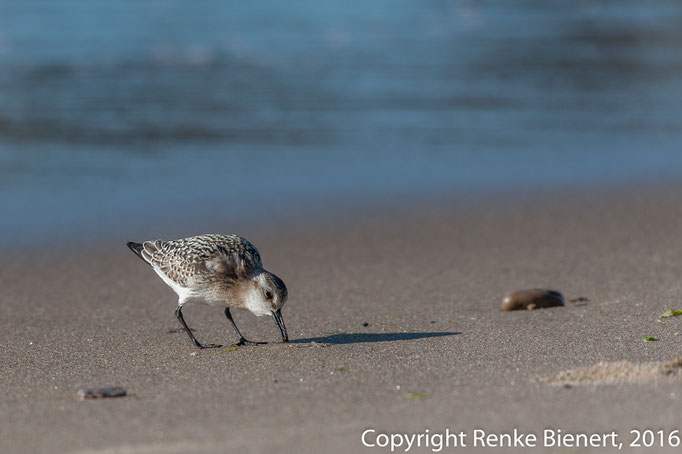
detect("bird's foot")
[194,342,223,349]
[236,338,267,346]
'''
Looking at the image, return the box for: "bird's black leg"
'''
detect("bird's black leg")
[175,306,222,349]
[224,308,267,346]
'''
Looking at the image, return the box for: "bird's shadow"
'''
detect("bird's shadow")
[291,331,460,345]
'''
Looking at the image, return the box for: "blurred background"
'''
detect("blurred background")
[1,0,682,246]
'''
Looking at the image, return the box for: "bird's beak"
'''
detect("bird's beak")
[271,309,288,343]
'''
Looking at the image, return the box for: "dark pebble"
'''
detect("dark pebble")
[501,289,564,311]
[77,387,127,400]
[362,322,369,327]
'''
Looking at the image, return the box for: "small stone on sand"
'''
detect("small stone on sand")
[501,289,564,311]
[77,387,127,400]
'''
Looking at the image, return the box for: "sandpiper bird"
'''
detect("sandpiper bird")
[127,234,288,349]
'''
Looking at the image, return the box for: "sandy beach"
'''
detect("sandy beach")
[3,1,682,452]
[2,184,682,453]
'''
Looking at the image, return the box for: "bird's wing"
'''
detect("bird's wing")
[141,234,262,287]
[203,234,262,279]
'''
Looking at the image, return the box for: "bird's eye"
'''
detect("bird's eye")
[265,290,273,299]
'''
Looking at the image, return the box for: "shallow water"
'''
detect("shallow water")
[1,1,682,245]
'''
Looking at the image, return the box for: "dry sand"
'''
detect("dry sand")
[2,185,682,453]
[542,357,682,386]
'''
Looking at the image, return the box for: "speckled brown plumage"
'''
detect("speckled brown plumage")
[138,234,262,287]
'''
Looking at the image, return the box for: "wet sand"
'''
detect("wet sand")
[2,185,682,453]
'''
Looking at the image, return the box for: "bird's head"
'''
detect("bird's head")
[242,271,289,342]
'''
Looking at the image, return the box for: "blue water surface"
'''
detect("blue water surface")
[1,0,681,246]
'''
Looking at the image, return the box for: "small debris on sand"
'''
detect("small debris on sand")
[569,297,590,303]
[405,392,427,399]
[362,322,369,327]
[167,327,193,334]
[541,357,682,386]
[77,387,127,400]
[501,289,564,311]
[660,309,682,319]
